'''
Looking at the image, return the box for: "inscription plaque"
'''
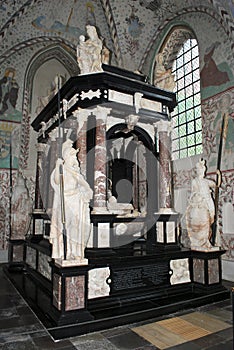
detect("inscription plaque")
[111,262,169,292]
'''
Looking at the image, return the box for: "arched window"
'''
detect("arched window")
[171,38,203,159]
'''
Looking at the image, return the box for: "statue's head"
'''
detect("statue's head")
[86,25,97,39]
[62,139,79,161]
[4,67,15,79]
[79,35,85,43]
[195,158,206,176]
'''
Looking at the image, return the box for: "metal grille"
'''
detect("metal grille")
[171,39,203,160]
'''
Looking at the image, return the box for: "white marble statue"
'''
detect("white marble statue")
[77,25,103,74]
[50,138,93,262]
[154,52,175,91]
[186,159,219,250]
[77,25,110,74]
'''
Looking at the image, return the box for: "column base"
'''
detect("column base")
[191,246,220,252]
[54,258,88,267]
[158,207,178,214]
[92,207,109,214]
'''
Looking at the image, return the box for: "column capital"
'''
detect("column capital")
[72,108,89,133]
[154,119,173,135]
[126,114,139,131]
[35,142,47,153]
[94,106,112,122]
[48,127,58,141]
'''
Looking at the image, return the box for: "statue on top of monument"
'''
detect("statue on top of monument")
[77,25,110,74]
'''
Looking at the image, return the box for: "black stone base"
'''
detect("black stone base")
[3,246,230,340]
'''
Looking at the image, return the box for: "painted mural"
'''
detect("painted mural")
[200,42,233,99]
[31,0,85,42]
[200,42,230,88]
[0,121,20,169]
[124,4,145,57]
[202,89,234,171]
[0,169,17,249]
[31,1,100,43]
[0,67,21,122]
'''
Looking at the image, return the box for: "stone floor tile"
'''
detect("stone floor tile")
[107,329,152,350]
[215,327,233,340]
[206,339,233,350]
[101,326,131,338]
[134,345,159,350]
[0,336,36,350]
[166,341,201,350]
[193,332,227,348]
[33,335,75,349]
[71,338,118,350]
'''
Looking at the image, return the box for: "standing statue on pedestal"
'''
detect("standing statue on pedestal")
[50,138,93,262]
[186,159,220,250]
[77,25,110,74]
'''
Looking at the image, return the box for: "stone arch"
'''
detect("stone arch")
[106,123,158,213]
[158,26,196,69]
[140,3,233,75]
[151,25,196,84]
[20,44,78,176]
[24,44,78,113]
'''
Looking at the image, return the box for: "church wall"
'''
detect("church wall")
[154,6,234,279]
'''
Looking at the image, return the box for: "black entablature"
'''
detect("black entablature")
[31,66,177,134]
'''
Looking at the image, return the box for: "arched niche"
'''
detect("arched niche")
[22,44,78,178]
[150,26,195,83]
[32,58,69,116]
[25,44,78,116]
[106,123,158,216]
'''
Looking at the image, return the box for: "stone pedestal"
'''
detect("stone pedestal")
[51,262,94,325]
[8,239,25,268]
[191,249,225,289]
[154,212,180,250]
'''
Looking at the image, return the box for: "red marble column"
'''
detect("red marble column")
[93,106,111,213]
[154,120,173,211]
[75,109,88,178]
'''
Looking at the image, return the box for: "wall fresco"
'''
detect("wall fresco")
[0,67,21,122]
[202,88,234,171]
[0,121,20,169]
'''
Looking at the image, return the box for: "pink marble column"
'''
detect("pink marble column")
[92,106,111,213]
[154,120,173,211]
[74,109,88,178]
